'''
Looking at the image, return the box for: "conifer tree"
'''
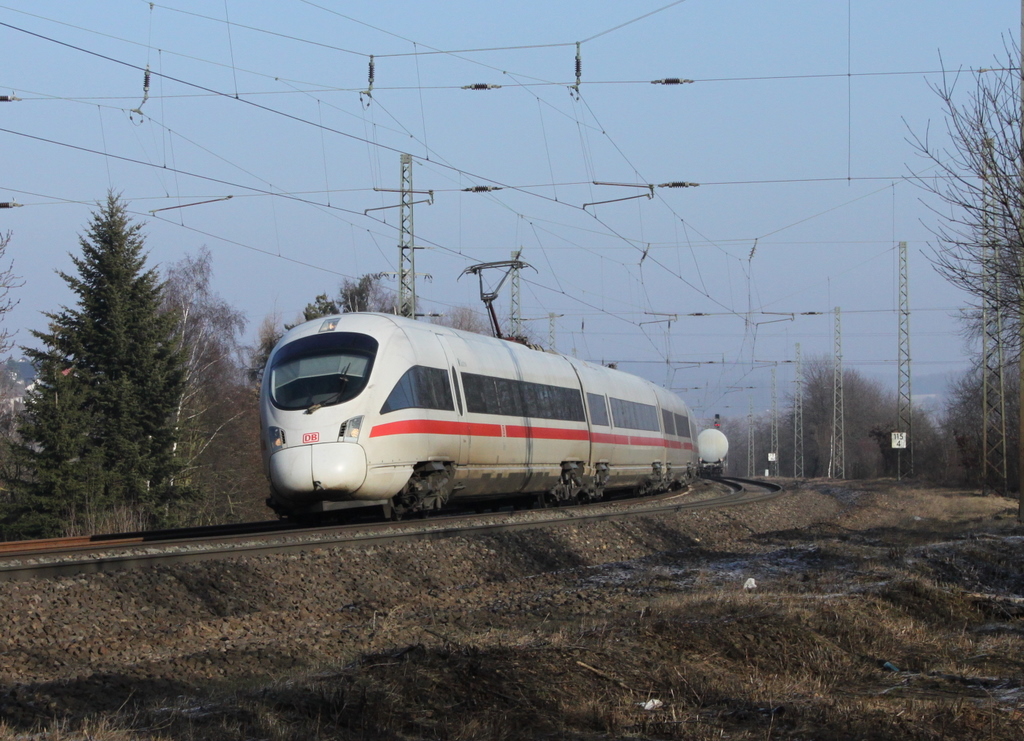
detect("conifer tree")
[7,193,186,537]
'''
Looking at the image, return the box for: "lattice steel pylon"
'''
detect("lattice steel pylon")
[830,307,845,479]
[397,153,416,319]
[794,342,804,478]
[510,250,523,337]
[770,365,778,477]
[548,312,560,351]
[981,216,1008,492]
[897,241,914,480]
[747,397,755,477]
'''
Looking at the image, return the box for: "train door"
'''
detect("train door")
[567,362,596,475]
[435,334,469,466]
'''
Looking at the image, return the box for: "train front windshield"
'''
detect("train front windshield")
[269,331,378,410]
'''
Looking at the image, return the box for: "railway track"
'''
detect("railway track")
[0,477,783,581]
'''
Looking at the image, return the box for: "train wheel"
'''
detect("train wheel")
[386,500,410,521]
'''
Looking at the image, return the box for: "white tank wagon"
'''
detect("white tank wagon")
[260,313,700,519]
[697,428,729,475]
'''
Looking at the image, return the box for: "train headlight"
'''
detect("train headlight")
[269,426,287,452]
[340,415,363,442]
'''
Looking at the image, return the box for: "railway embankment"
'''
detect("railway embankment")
[1,479,1021,740]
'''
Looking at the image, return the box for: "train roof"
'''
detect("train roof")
[274,313,690,410]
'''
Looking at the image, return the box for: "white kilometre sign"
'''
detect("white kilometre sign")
[891,432,907,449]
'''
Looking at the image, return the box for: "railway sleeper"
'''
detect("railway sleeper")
[389,461,455,519]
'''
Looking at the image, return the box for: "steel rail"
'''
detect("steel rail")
[0,477,783,581]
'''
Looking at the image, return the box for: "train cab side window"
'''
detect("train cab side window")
[587,393,609,426]
[381,366,454,414]
[661,408,676,436]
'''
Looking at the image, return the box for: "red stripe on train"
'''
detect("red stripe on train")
[369,419,693,449]
[369,419,588,441]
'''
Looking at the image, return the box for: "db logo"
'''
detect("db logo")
[302,432,320,444]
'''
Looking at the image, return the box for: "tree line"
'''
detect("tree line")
[0,194,492,539]
[719,357,954,483]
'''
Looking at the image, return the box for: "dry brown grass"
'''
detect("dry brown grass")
[29,574,1017,741]
[62,505,150,538]
[3,483,1022,739]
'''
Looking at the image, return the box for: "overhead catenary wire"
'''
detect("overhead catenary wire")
[0,4,962,399]
[0,20,581,211]
[3,2,983,95]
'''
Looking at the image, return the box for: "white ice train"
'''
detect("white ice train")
[259,313,703,519]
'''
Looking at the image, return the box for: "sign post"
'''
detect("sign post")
[892,432,907,481]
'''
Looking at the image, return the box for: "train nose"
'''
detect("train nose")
[269,442,368,497]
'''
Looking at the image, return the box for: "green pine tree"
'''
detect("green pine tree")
[6,193,187,538]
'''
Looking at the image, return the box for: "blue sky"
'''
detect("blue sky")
[1,1,1018,419]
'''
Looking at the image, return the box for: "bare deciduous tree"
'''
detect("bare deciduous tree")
[940,366,1021,488]
[162,248,266,523]
[163,248,247,474]
[0,231,22,357]
[723,355,945,481]
[431,305,489,335]
[909,43,1024,352]
[910,42,1024,507]
[247,311,283,385]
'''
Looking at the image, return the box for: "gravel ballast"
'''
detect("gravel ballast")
[1,479,1020,738]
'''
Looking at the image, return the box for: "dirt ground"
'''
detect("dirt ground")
[1,479,1022,740]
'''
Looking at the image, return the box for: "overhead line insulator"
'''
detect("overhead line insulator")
[0,202,23,208]
[571,41,582,98]
[462,83,502,90]
[0,95,21,102]
[130,64,151,116]
[651,78,694,85]
[462,185,502,192]
[361,54,375,103]
[658,181,699,188]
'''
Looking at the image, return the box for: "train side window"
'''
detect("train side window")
[492,377,519,416]
[462,373,496,414]
[610,397,660,432]
[522,381,585,421]
[451,367,463,415]
[520,381,541,417]
[587,393,609,426]
[558,386,584,421]
[662,409,676,436]
[674,412,690,438]
[381,366,454,414]
[462,372,585,421]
